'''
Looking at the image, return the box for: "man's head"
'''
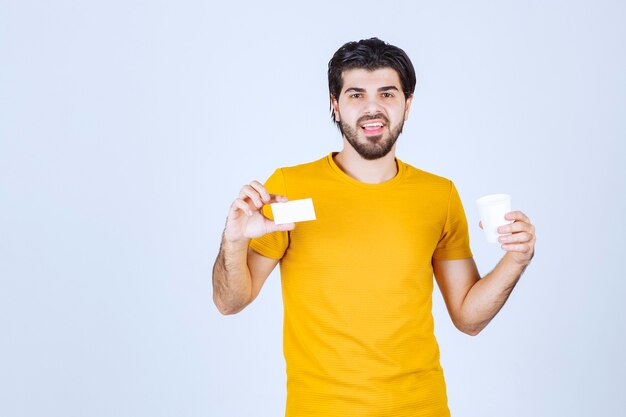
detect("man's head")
[328,38,416,160]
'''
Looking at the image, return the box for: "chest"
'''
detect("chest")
[284,188,445,268]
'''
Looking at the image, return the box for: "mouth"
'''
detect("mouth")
[360,120,385,136]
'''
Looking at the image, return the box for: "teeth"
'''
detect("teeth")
[362,122,383,128]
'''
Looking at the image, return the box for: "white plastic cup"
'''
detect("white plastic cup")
[476,194,513,243]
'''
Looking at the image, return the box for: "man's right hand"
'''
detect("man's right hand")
[224,180,296,242]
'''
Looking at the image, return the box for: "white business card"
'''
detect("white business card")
[270,198,316,225]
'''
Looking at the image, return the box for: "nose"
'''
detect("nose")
[363,95,384,115]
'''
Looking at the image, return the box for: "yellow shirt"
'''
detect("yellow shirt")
[249,152,473,417]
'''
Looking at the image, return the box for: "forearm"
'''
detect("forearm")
[212,232,252,315]
[461,253,530,335]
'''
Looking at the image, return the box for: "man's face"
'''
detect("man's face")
[332,68,413,160]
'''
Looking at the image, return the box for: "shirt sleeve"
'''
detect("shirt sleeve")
[432,180,473,260]
[248,168,290,260]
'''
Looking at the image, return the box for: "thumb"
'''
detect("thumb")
[478,220,483,230]
[267,220,296,233]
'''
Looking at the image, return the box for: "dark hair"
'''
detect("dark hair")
[328,37,417,127]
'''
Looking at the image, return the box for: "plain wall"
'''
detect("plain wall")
[1,1,625,416]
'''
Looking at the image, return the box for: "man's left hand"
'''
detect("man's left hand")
[497,211,536,265]
[480,211,536,266]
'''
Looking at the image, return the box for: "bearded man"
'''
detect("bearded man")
[213,37,536,417]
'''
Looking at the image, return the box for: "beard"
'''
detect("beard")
[339,113,405,160]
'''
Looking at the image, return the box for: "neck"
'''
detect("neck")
[333,141,398,184]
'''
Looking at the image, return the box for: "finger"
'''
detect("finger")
[248,180,271,203]
[231,198,255,217]
[268,194,289,203]
[266,220,295,233]
[478,220,483,230]
[504,210,530,224]
[498,221,532,235]
[275,222,296,232]
[238,185,264,209]
[501,243,532,253]
[498,232,533,244]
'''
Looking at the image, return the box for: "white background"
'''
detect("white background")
[1,1,625,416]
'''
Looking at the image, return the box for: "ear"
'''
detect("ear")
[404,95,413,121]
[331,95,340,122]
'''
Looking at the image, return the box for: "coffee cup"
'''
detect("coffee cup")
[476,194,513,243]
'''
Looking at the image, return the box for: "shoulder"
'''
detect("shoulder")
[279,154,328,175]
[264,155,330,195]
[273,155,330,186]
[399,159,455,190]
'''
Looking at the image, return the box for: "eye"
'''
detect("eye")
[382,92,394,98]
[350,93,363,99]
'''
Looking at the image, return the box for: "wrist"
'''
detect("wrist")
[222,230,251,248]
[504,251,532,268]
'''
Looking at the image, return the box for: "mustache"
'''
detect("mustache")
[357,114,389,125]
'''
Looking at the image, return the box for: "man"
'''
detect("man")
[213,38,536,417]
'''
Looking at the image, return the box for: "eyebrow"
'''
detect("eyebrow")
[344,86,400,94]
